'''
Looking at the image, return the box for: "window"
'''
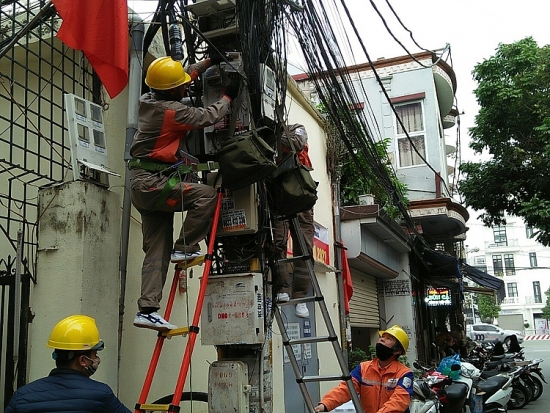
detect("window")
[492,255,503,277]
[493,226,508,246]
[507,282,518,297]
[526,225,534,239]
[529,252,538,268]
[534,281,542,303]
[504,254,515,276]
[395,102,426,167]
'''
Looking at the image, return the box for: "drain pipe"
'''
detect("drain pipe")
[118,11,144,391]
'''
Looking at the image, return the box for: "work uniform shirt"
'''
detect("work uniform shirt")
[129,60,231,210]
[320,358,413,413]
[4,368,131,413]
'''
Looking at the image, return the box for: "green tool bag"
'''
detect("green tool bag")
[216,131,277,191]
[267,153,318,216]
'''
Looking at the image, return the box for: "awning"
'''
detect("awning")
[420,248,505,301]
[462,264,505,301]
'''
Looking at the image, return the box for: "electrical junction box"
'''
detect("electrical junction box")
[260,63,275,121]
[64,94,119,180]
[207,173,259,237]
[201,272,265,345]
[208,360,250,413]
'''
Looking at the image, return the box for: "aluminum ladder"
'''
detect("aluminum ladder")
[272,215,364,413]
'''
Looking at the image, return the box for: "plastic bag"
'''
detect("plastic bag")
[437,353,461,378]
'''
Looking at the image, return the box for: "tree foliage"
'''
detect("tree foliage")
[542,286,550,321]
[477,294,501,322]
[459,37,550,245]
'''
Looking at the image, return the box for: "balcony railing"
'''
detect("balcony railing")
[501,296,543,305]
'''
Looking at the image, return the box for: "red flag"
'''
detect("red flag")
[53,0,129,98]
[341,241,353,314]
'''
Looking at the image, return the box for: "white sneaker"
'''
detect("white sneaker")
[133,312,177,331]
[295,303,309,318]
[171,250,205,262]
[276,293,290,303]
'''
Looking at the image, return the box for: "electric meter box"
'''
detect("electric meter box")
[64,93,119,180]
[207,173,259,237]
[208,360,250,413]
[201,272,265,345]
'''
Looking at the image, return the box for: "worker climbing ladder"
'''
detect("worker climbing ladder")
[273,215,365,413]
[134,191,223,413]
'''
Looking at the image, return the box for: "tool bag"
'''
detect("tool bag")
[267,152,318,216]
[216,130,277,191]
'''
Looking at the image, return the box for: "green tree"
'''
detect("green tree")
[459,37,550,245]
[542,286,550,321]
[477,294,501,323]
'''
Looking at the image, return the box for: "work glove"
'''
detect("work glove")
[223,81,240,101]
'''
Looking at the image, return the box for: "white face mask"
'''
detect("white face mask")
[83,355,101,376]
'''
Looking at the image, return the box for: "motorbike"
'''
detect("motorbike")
[411,362,468,413]
[459,360,514,413]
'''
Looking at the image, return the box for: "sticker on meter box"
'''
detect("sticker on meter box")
[221,209,247,231]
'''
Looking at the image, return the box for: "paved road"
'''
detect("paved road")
[519,339,550,411]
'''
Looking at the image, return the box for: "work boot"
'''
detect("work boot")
[133,312,177,331]
[295,303,309,318]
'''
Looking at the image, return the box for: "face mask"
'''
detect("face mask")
[83,355,100,376]
[375,343,396,361]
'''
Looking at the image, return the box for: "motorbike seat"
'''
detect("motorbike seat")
[480,370,500,379]
[478,375,509,398]
[444,382,469,401]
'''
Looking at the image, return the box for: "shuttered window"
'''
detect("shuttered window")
[349,273,380,328]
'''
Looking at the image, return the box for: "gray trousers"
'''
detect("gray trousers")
[274,208,315,298]
[131,175,217,310]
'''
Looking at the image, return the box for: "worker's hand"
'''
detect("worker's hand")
[314,404,326,412]
[223,81,240,101]
[209,51,233,65]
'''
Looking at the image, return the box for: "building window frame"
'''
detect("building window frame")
[504,254,516,276]
[492,255,504,277]
[507,282,518,298]
[526,225,534,239]
[533,281,542,303]
[395,101,426,168]
[493,226,508,246]
[529,252,538,268]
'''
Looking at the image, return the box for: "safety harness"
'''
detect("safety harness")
[129,158,219,212]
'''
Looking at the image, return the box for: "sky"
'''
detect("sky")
[128,0,550,161]
[128,0,550,223]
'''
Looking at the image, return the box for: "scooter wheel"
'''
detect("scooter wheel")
[530,375,544,401]
[508,385,529,409]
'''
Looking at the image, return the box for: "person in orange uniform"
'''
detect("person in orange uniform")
[130,56,239,331]
[314,325,413,413]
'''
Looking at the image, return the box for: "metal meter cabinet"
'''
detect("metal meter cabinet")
[201,272,265,345]
[209,360,251,413]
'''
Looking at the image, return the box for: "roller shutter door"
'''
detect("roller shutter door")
[349,272,379,328]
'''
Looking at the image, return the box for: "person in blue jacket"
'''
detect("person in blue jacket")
[5,315,131,413]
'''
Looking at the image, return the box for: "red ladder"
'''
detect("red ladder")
[135,191,223,412]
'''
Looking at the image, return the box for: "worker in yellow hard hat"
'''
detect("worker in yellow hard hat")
[5,315,131,413]
[130,53,240,331]
[315,324,413,413]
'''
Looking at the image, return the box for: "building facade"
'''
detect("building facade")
[466,212,550,335]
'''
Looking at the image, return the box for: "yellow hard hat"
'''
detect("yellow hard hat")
[47,315,104,351]
[379,324,409,353]
[145,56,191,90]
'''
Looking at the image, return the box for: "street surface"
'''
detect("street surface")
[521,339,550,410]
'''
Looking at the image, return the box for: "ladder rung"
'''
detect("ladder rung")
[301,374,347,383]
[278,255,310,264]
[278,296,319,306]
[136,403,170,411]
[173,255,205,267]
[287,335,334,345]
[161,327,190,338]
